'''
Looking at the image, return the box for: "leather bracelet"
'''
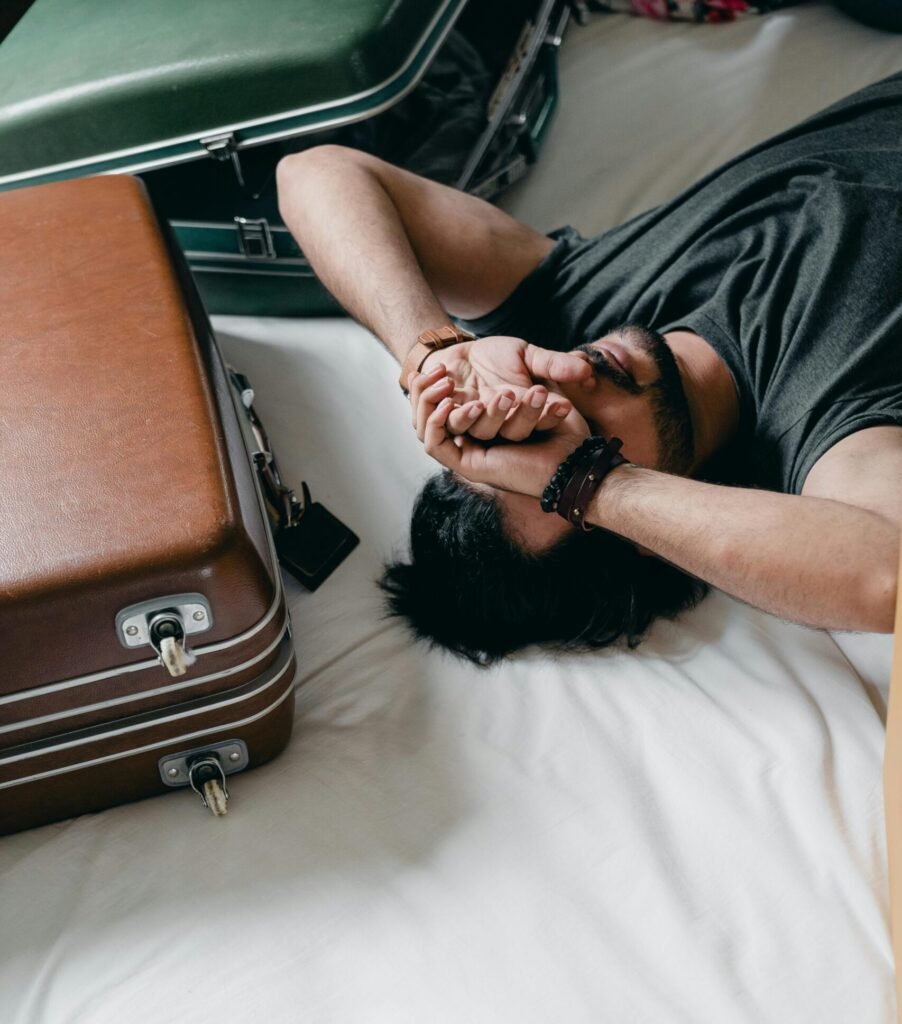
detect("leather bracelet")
[540,436,606,512]
[545,437,627,531]
[399,325,475,393]
[540,437,607,513]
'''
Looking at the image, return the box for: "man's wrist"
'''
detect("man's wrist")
[419,346,452,377]
[586,462,640,530]
[399,324,475,392]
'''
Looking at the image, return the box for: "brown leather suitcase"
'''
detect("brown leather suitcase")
[0,175,297,834]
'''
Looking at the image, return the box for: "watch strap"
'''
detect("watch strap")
[399,325,475,392]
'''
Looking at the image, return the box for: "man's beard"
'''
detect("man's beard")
[574,324,695,474]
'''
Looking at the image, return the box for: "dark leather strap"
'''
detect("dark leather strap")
[556,438,626,531]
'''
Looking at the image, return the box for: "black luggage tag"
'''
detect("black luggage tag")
[275,483,359,592]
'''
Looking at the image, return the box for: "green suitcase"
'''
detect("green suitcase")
[0,0,567,316]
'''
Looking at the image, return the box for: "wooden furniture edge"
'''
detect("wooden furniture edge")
[884,535,902,1022]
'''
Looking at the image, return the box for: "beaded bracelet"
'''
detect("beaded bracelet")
[541,436,627,531]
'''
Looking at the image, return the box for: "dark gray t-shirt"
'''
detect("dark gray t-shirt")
[463,73,902,493]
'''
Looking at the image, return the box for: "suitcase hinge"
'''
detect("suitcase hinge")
[200,131,246,189]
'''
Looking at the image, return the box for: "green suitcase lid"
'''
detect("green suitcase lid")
[0,0,467,187]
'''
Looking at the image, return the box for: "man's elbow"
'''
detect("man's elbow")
[275,147,334,221]
[276,144,372,216]
[857,558,898,633]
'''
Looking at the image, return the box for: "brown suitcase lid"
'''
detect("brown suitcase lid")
[0,176,277,697]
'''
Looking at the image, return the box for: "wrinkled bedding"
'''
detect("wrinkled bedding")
[2,4,900,1022]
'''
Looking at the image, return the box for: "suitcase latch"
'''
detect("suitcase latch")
[116,594,213,677]
[159,740,249,818]
[235,217,276,260]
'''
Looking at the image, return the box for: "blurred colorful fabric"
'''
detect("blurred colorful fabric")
[589,0,808,22]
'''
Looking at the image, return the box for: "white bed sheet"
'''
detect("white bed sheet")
[2,4,900,1023]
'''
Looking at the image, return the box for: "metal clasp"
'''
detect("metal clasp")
[160,741,249,818]
[117,594,213,648]
[159,740,249,787]
[235,217,276,260]
[116,594,212,676]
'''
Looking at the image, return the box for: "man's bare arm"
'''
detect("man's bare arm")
[418,387,900,632]
[277,146,593,436]
[589,444,900,632]
[277,148,447,361]
[276,145,552,363]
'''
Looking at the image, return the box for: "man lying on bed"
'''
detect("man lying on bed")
[277,71,902,663]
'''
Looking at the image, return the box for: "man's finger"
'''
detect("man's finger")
[423,397,462,470]
[535,400,572,431]
[409,363,448,428]
[524,344,594,385]
[447,400,485,435]
[467,389,517,441]
[424,400,492,484]
[499,385,547,441]
[415,374,455,440]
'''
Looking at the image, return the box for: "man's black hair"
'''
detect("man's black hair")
[380,471,707,665]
